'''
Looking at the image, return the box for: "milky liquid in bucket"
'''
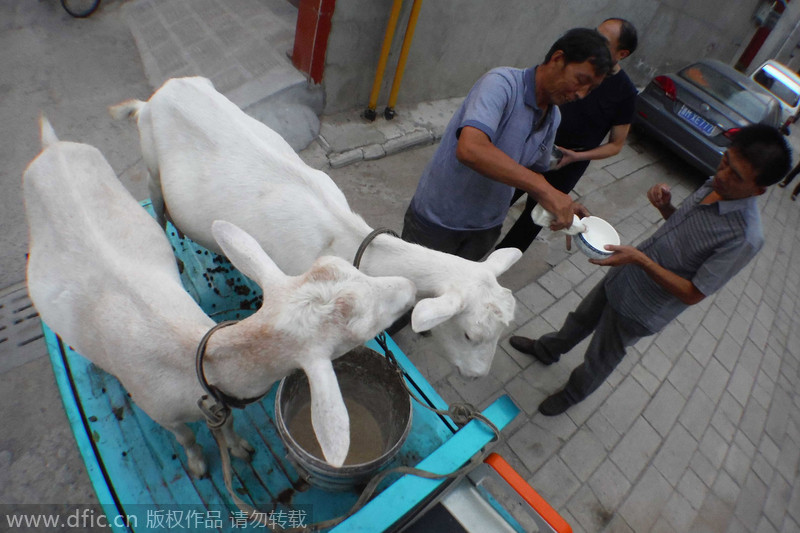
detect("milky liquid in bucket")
[275,346,413,491]
[286,397,387,465]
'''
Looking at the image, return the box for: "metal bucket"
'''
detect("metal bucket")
[274,346,412,492]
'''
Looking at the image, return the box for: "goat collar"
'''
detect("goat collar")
[195,320,267,410]
[353,228,398,269]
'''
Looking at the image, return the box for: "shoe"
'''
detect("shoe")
[538,390,577,416]
[509,336,554,365]
[779,181,787,188]
[792,195,797,202]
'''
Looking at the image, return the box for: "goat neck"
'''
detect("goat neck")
[197,310,292,403]
[353,233,470,297]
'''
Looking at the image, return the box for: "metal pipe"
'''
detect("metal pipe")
[364,0,405,121]
[384,0,423,120]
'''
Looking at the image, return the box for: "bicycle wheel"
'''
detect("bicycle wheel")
[61,0,101,18]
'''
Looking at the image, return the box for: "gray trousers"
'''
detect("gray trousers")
[401,205,502,261]
[535,281,654,403]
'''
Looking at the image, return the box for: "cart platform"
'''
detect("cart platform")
[43,204,570,532]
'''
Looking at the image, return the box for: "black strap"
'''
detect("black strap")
[353,228,398,269]
[195,320,266,410]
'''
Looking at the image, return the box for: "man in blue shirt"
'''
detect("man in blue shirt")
[401,28,612,260]
[510,125,791,415]
[496,18,639,252]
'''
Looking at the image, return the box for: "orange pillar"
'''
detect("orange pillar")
[365,0,405,120]
[384,0,423,119]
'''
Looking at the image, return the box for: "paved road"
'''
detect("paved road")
[0,0,152,290]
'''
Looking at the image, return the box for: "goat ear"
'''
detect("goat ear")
[411,292,463,332]
[302,358,350,467]
[211,220,284,288]
[482,248,522,277]
[39,115,59,148]
[337,294,369,338]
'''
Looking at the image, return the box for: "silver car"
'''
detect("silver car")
[634,59,782,175]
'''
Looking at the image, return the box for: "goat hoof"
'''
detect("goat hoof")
[231,446,254,462]
[188,457,208,478]
[230,438,255,461]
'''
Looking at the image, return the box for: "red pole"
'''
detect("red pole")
[292,0,337,84]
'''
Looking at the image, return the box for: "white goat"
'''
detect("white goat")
[110,77,523,378]
[24,117,416,476]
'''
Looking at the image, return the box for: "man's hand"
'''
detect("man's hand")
[647,184,671,207]
[564,204,590,250]
[589,245,645,266]
[554,146,581,169]
[573,203,590,219]
[539,189,576,230]
[647,184,676,220]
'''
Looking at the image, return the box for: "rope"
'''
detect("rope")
[374,332,500,437]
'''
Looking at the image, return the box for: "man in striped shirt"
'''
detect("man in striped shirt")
[509,124,791,416]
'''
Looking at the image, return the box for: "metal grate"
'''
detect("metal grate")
[0,282,46,374]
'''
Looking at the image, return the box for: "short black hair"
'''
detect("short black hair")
[730,124,792,186]
[603,17,638,55]
[544,28,613,77]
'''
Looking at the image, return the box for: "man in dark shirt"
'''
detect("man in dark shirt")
[496,18,639,252]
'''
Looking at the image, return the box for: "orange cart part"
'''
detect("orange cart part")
[484,453,573,533]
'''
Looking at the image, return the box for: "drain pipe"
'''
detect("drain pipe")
[384,0,423,120]
[364,0,405,122]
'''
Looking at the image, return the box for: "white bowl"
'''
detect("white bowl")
[574,216,620,260]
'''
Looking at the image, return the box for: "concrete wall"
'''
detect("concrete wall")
[321,0,800,115]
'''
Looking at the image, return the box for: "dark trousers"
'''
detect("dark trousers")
[401,205,502,261]
[495,160,590,252]
[533,282,653,402]
[781,161,800,187]
[779,162,800,198]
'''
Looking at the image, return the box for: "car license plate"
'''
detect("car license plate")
[678,105,715,135]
